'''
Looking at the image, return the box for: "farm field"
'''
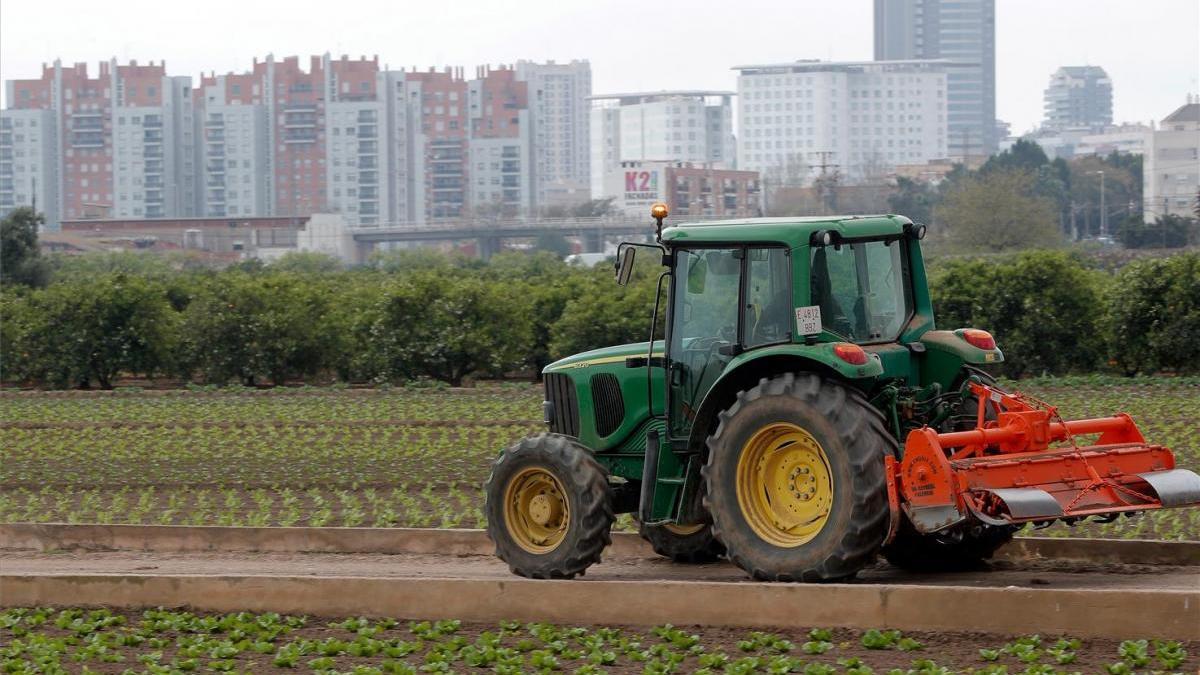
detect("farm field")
[1,378,1197,540]
[1,607,1193,675]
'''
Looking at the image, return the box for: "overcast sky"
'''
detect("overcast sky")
[2,0,1196,134]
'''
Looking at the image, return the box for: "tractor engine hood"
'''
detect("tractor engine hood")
[543,341,664,374]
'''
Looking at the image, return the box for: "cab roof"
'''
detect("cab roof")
[660,214,912,247]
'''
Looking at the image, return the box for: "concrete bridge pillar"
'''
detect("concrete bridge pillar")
[583,231,605,253]
[478,235,502,261]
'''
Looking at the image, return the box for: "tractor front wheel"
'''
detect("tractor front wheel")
[485,433,614,579]
[702,373,893,581]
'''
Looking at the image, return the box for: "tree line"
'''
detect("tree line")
[888,141,1199,252]
[1,239,1196,388]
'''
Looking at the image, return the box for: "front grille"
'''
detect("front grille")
[590,373,625,438]
[544,373,580,437]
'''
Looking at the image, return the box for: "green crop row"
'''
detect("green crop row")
[2,607,1191,674]
[0,380,1196,540]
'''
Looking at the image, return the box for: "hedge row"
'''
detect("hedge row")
[1,250,1197,389]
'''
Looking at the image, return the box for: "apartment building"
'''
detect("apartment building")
[2,60,198,229]
[1043,66,1113,132]
[875,0,996,157]
[1144,99,1200,222]
[0,109,58,227]
[734,60,951,183]
[515,60,592,208]
[468,66,533,216]
[4,56,590,227]
[588,90,735,198]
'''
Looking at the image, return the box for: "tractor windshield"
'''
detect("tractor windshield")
[810,239,911,343]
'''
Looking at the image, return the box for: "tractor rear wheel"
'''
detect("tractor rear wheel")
[702,373,893,581]
[638,521,725,563]
[485,433,614,579]
[882,520,1017,572]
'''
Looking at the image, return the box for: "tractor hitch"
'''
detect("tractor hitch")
[896,382,1200,534]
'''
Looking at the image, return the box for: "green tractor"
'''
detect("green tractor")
[484,205,1200,582]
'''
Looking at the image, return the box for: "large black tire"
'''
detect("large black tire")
[638,521,725,563]
[883,367,1017,572]
[702,373,894,582]
[485,433,614,579]
[883,520,1017,572]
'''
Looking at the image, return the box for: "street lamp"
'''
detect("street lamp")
[1089,170,1107,238]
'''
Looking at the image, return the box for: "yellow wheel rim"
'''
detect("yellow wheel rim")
[735,422,834,548]
[503,467,570,554]
[663,522,706,536]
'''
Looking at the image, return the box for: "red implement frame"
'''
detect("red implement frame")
[896,382,1192,532]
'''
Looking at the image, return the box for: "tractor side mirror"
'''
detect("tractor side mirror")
[616,247,637,286]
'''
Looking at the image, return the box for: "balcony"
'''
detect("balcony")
[357,141,377,154]
[205,116,224,128]
[143,116,163,129]
[143,147,163,159]
[358,156,378,169]
[72,114,104,130]
[283,129,317,144]
[71,132,105,148]
[144,131,164,144]
[206,163,226,174]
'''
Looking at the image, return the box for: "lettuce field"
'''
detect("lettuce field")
[1,378,1197,540]
[1,607,1193,675]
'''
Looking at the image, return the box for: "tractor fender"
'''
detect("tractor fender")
[685,344,884,458]
[918,330,1004,390]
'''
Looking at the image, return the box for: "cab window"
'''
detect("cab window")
[810,239,910,342]
[744,248,792,347]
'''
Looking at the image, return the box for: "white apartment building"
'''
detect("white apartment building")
[515,60,591,207]
[197,79,271,219]
[325,101,389,225]
[734,60,952,184]
[588,91,735,199]
[1144,99,1200,223]
[0,109,59,229]
[112,76,195,219]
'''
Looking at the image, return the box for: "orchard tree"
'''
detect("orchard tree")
[934,169,1062,252]
[1,207,49,287]
[371,271,534,385]
[4,274,178,388]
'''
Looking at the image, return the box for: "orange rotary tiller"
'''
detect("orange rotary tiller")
[897,381,1200,533]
